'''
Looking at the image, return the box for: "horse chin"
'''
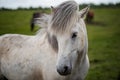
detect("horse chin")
[57,68,72,76]
[58,72,71,76]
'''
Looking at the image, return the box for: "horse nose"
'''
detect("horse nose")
[57,65,72,76]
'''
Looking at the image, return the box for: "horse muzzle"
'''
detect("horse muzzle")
[57,65,72,76]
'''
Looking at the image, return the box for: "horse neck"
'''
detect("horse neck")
[34,31,47,47]
[36,31,57,54]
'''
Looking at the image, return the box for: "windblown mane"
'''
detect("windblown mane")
[50,1,79,34]
[35,14,51,36]
[35,1,80,51]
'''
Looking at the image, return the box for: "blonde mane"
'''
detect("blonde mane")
[35,1,80,35]
[35,1,80,51]
[49,1,79,34]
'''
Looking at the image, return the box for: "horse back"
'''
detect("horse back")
[0,34,31,57]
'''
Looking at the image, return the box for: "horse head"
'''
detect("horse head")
[48,1,89,76]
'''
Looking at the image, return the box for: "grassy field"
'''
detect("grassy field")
[86,8,120,80]
[0,8,120,80]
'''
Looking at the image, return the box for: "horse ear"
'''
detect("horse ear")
[79,5,90,19]
[51,6,56,12]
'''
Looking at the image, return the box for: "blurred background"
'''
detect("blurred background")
[0,0,120,80]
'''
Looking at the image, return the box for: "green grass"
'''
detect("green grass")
[86,8,120,80]
[0,10,42,35]
[0,8,120,80]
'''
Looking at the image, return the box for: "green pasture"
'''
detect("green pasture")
[0,8,120,80]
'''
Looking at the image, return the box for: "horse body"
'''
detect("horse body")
[0,34,56,80]
[0,1,89,80]
[0,33,88,80]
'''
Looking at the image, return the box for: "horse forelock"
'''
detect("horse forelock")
[50,1,79,34]
[36,1,79,52]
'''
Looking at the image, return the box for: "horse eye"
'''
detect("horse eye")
[71,32,77,39]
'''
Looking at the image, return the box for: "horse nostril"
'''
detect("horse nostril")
[57,65,72,76]
[63,66,68,73]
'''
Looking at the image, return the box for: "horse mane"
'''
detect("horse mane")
[35,14,51,36]
[49,1,79,34]
[36,1,79,35]
[35,1,79,52]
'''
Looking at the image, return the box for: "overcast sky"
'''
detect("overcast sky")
[0,0,120,9]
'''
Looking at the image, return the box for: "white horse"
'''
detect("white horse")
[0,1,89,80]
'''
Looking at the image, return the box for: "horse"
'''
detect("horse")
[86,10,94,23]
[0,1,90,80]
[30,12,43,31]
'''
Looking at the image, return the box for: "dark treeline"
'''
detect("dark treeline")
[0,3,120,11]
[0,7,50,11]
[79,3,120,9]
